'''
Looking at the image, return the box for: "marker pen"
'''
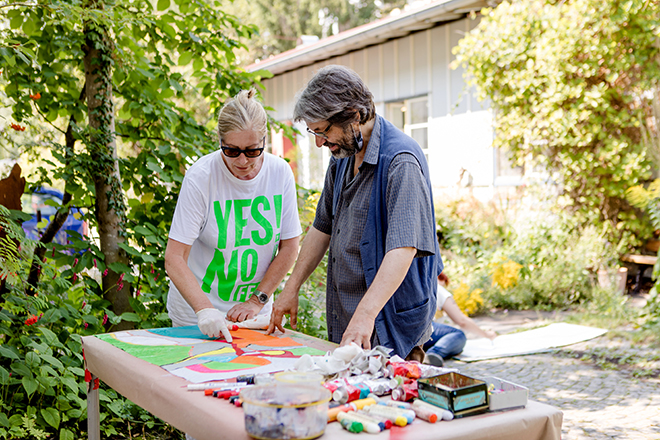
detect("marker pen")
[364,405,409,426]
[357,410,392,429]
[412,399,454,420]
[411,405,438,423]
[337,412,382,434]
[380,400,412,410]
[339,417,363,434]
[345,411,385,431]
[187,381,246,391]
[327,404,354,422]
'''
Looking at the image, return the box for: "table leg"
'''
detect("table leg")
[87,374,100,440]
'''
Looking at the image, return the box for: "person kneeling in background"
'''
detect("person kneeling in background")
[423,273,497,366]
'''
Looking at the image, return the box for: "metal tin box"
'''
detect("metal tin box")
[418,372,489,418]
[485,376,528,411]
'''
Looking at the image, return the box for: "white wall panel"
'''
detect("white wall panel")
[382,40,397,102]
[430,26,449,118]
[366,46,382,102]
[397,37,413,99]
[413,31,429,97]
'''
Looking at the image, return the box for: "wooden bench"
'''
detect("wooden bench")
[622,254,658,266]
[621,254,657,293]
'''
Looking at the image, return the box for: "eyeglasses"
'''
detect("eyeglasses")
[306,122,333,140]
[220,138,265,158]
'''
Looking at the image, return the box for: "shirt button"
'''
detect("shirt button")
[337,229,340,234]
[332,257,336,263]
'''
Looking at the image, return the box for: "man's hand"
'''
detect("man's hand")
[340,311,375,350]
[267,288,299,334]
[226,296,263,323]
[195,308,233,342]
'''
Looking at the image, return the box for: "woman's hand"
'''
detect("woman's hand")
[226,296,264,322]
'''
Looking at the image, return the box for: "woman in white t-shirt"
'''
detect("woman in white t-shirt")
[164,89,302,342]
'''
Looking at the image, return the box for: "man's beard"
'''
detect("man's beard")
[325,129,363,159]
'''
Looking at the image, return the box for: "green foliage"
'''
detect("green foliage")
[437,192,620,311]
[626,179,660,331]
[1,0,277,322]
[0,0,276,437]
[453,0,660,244]
[0,207,174,439]
[224,0,408,62]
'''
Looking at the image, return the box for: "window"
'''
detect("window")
[386,97,429,161]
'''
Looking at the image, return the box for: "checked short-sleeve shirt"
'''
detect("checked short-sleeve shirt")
[313,117,436,346]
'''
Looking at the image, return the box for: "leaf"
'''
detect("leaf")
[10,15,23,29]
[0,366,9,384]
[178,51,194,66]
[25,351,40,367]
[60,376,79,394]
[38,327,59,345]
[0,346,19,360]
[157,0,170,11]
[22,17,36,35]
[11,362,33,378]
[22,377,38,396]
[0,413,9,428]
[108,262,132,273]
[41,407,60,429]
[119,312,141,322]
[41,354,64,370]
[60,428,74,440]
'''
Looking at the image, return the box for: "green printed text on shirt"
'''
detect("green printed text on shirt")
[201,195,282,302]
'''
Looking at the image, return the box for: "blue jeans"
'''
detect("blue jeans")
[422,322,467,359]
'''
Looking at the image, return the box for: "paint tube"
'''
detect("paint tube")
[388,361,422,379]
[333,378,392,403]
[391,380,418,401]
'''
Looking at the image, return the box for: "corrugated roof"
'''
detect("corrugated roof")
[246,0,489,75]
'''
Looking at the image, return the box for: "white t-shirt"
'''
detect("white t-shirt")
[167,151,302,326]
[437,284,452,310]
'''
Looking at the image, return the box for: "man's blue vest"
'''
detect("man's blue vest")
[332,115,443,358]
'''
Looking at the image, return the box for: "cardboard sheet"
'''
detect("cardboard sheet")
[83,330,563,440]
[456,322,607,362]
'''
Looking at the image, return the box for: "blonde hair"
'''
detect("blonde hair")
[217,89,267,140]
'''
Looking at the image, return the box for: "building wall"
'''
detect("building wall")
[261,16,509,195]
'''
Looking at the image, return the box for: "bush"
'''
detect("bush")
[436,192,620,312]
[0,206,172,439]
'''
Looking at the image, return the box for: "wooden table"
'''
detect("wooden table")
[82,330,563,440]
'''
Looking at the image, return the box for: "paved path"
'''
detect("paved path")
[445,311,660,439]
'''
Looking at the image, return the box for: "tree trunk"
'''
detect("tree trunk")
[83,7,134,331]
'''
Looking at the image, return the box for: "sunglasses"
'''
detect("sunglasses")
[306,122,333,140]
[220,138,265,158]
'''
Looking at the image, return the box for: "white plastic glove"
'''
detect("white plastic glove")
[195,308,233,342]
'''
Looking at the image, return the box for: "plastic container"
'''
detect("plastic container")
[274,371,324,385]
[240,383,331,440]
[484,376,528,411]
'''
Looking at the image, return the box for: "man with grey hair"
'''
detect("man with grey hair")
[267,65,442,359]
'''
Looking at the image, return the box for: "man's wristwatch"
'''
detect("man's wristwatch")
[251,290,269,304]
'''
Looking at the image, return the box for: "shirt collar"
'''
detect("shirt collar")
[361,115,381,166]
